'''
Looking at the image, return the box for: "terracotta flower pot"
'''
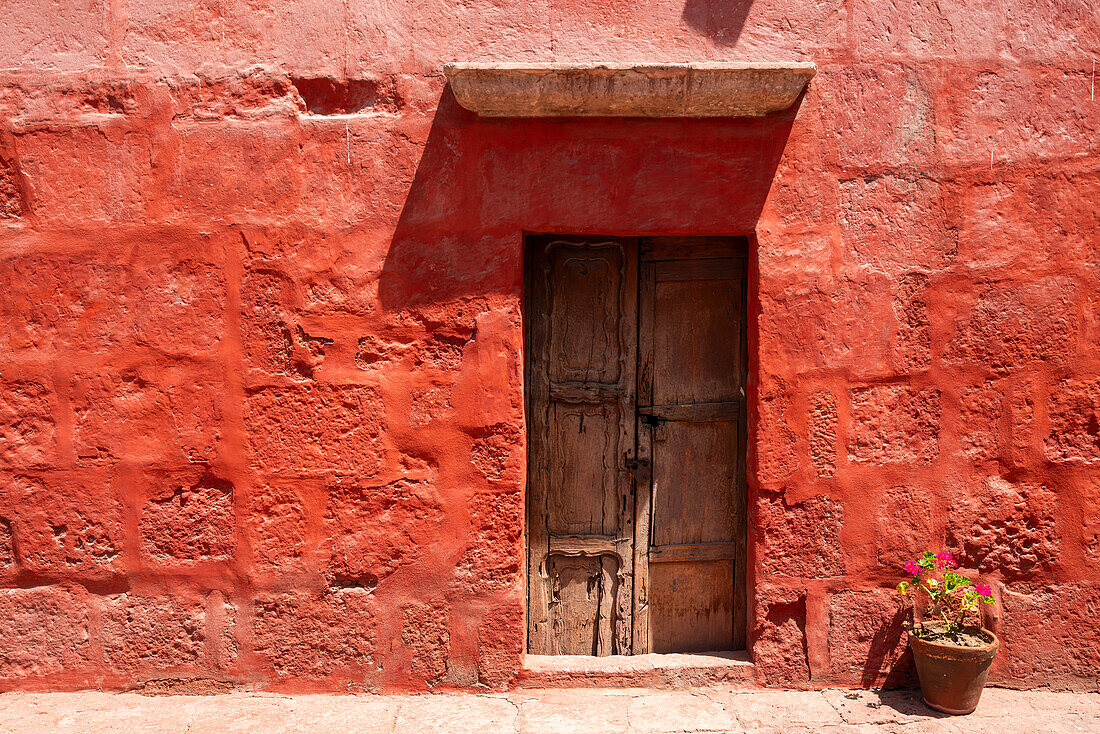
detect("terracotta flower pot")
[908,626,999,715]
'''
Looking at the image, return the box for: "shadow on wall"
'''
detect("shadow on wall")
[862,606,916,688]
[682,0,756,46]
[378,86,804,310]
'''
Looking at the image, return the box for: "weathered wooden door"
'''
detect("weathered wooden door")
[526,236,747,655]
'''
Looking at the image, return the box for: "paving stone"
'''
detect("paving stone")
[518,689,632,734]
[627,691,736,733]
[722,690,844,727]
[396,695,517,734]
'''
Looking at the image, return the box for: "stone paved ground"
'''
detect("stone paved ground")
[0,686,1097,733]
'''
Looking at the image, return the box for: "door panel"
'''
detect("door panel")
[547,246,623,384]
[526,236,637,656]
[651,263,745,406]
[547,402,622,536]
[635,242,748,653]
[649,560,735,653]
[650,420,740,546]
[527,235,746,655]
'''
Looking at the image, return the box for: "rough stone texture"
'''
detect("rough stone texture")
[828,589,912,688]
[943,278,1078,374]
[0,381,56,467]
[958,381,1002,462]
[247,385,385,473]
[0,586,90,682]
[1045,378,1100,464]
[0,0,1096,695]
[251,590,378,681]
[808,391,837,478]
[848,385,940,465]
[401,601,451,684]
[322,478,444,588]
[0,471,123,578]
[947,476,1059,579]
[998,584,1100,690]
[757,493,844,579]
[140,473,235,564]
[100,594,206,673]
[751,587,809,686]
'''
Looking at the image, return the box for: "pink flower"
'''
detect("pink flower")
[904,562,921,575]
[975,583,992,596]
[936,551,955,568]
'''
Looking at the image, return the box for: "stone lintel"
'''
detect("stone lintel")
[443,62,817,118]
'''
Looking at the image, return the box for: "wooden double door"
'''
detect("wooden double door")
[525,235,748,656]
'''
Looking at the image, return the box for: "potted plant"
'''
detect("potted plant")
[896,551,999,715]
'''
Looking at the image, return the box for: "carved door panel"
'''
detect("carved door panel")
[634,238,748,653]
[526,236,637,655]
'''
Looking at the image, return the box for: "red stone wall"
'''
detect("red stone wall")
[0,1,1098,692]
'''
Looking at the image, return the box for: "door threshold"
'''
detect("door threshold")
[517,651,754,689]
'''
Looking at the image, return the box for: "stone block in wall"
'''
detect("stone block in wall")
[14,126,153,223]
[452,488,522,595]
[1045,378,1100,464]
[822,64,935,170]
[752,586,809,686]
[850,0,1004,59]
[0,471,123,578]
[891,273,931,374]
[760,274,907,378]
[140,472,234,565]
[0,585,90,680]
[837,176,954,275]
[936,65,1100,167]
[758,492,844,579]
[323,477,443,587]
[848,385,940,465]
[808,391,838,478]
[947,476,1058,578]
[100,594,206,673]
[401,601,450,685]
[0,517,12,572]
[1082,476,1100,565]
[247,384,385,473]
[828,589,912,687]
[755,377,798,485]
[958,381,1002,462]
[251,590,377,679]
[874,483,943,568]
[71,367,224,465]
[241,267,295,378]
[0,379,57,468]
[999,584,1100,689]
[0,0,108,71]
[476,600,523,689]
[944,278,1077,374]
[245,479,316,573]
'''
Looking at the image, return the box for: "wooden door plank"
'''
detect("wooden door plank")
[639,402,743,422]
[640,236,749,262]
[632,259,656,655]
[648,542,738,563]
[525,237,554,655]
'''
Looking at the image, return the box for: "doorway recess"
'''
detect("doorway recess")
[524,236,749,658]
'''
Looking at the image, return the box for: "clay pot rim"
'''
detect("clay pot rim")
[908,625,1000,658]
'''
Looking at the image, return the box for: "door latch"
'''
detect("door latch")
[623,456,651,482]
